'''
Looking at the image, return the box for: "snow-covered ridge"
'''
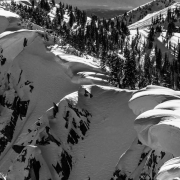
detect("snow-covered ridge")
[118,0,175,26]
[128,2,180,30]
[1,5,180,180]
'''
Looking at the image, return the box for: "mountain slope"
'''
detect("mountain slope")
[118,0,175,26]
[2,2,180,180]
[128,2,180,30]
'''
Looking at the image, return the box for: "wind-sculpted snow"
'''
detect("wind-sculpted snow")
[2,8,180,180]
[1,44,180,180]
[0,28,109,176]
[0,9,20,33]
[130,86,180,156]
[110,85,180,180]
[110,135,173,180]
[157,157,180,180]
[51,47,108,85]
[1,85,137,180]
[129,85,180,116]
[125,85,180,180]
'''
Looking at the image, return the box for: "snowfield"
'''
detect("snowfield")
[1,4,180,180]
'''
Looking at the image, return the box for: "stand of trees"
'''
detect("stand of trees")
[3,0,180,90]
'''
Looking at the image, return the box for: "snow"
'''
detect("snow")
[157,157,180,180]
[0,0,32,6]
[0,28,110,175]
[128,2,180,30]
[130,86,180,157]
[1,4,180,180]
[6,85,137,180]
[119,0,175,27]
[0,9,20,33]
[129,85,180,116]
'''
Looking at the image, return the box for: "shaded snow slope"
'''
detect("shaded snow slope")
[0,29,109,175]
[109,85,180,180]
[3,85,137,180]
[2,6,180,180]
[51,46,108,85]
[129,85,180,116]
[157,156,180,180]
[129,86,180,156]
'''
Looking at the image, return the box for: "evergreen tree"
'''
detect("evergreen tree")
[108,54,124,87]
[32,0,34,8]
[148,26,155,41]
[177,47,180,71]
[69,11,74,27]
[40,0,45,9]
[147,26,155,49]
[122,44,137,89]
[44,0,50,11]
[81,11,87,27]
[52,0,55,6]
[144,54,151,85]
[161,53,171,87]
[156,48,162,72]
[167,8,172,22]
[167,21,176,36]
[121,21,130,36]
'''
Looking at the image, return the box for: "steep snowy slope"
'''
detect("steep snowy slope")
[128,2,180,30]
[5,83,180,180]
[118,0,175,26]
[1,85,137,180]
[2,3,180,180]
[0,27,109,175]
[157,157,180,180]
[51,46,108,85]
[128,86,180,179]
[0,0,32,6]
[109,86,180,180]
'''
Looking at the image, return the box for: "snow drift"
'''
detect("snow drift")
[4,85,137,180]
[130,86,180,156]
[1,6,180,180]
[0,8,20,33]
[157,157,180,180]
[0,27,110,176]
